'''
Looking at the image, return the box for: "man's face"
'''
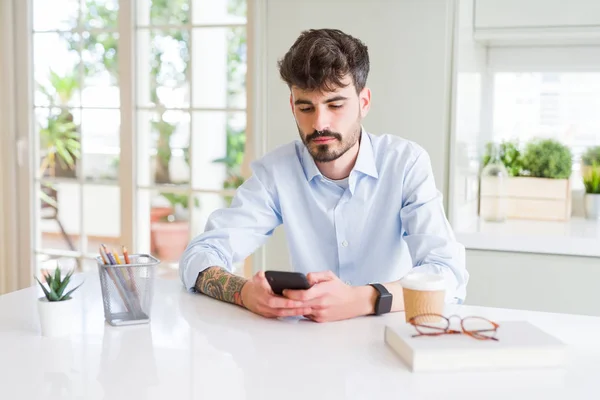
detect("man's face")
[290,76,371,162]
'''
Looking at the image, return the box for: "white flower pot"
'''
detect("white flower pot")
[37,297,76,337]
[584,194,600,220]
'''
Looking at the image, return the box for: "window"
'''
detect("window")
[28,0,249,277]
[492,72,600,188]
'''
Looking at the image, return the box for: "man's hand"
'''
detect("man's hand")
[282,271,376,323]
[241,271,313,318]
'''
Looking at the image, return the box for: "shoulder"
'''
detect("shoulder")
[249,141,304,187]
[368,132,428,167]
[252,141,302,171]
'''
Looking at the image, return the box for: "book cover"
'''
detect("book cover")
[384,320,567,372]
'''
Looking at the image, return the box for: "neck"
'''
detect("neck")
[317,139,360,180]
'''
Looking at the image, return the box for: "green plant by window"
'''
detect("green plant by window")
[482,141,522,176]
[582,146,600,167]
[520,139,573,179]
[35,265,83,302]
[584,163,600,194]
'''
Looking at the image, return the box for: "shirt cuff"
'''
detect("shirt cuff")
[179,251,228,291]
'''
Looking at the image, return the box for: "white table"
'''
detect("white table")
[1,272,600,400]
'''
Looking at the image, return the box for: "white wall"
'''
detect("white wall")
[261,0,457,271]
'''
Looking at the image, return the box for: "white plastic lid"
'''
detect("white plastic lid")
[400,273,446,292]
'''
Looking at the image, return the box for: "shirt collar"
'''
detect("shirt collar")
[300,127,379,182]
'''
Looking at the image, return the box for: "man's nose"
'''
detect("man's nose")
[312,108,330,132]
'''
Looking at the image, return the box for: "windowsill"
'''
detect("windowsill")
[455,216,600,258]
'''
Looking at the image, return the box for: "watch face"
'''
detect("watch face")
[379,293,393,314]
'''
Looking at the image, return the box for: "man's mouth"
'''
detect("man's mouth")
[312,137,336,143]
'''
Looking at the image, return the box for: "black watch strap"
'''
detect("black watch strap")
[369,283,393,315]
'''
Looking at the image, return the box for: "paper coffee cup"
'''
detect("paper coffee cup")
[400,273,446,323]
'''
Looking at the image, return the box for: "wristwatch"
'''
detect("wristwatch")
[368,283,392,315]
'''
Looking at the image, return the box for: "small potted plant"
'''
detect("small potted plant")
[583,163,600,220]
[480,138,573,221]
[151,193,199,262]
[581,146,600,179]
[35,265,83,337]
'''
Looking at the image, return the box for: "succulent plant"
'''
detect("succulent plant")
[35,266,83,302]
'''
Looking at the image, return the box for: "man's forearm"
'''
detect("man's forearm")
[194,266,248,307]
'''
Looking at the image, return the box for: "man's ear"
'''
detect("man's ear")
[359,87,371,118]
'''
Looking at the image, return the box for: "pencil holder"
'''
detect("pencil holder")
[96,254,161,326]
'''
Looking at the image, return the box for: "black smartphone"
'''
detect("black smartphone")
[265,271,311,296]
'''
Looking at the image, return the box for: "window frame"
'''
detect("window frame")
[2,0,268,289]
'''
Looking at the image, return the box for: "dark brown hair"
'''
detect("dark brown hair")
[278,28,370,94]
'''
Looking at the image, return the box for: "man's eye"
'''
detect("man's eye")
[299,108,313,113]
[329,104,343,109]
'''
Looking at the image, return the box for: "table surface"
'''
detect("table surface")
[1,272,600,400]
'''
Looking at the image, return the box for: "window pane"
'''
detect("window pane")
[37,107,81,180]
[81,32,120,107]
[81,109,120,182]
[37,181,81,252]
[34,33,81,107]
[83,184,121,254]
[136,0,190,26]
[82,0,119,30]
[493,72,600,189]
[192,0,246,25]
[191,112,246,191]
[137,29,190,108]
[33,0,79,31]
[137,110,191,186]
[190,193,245,275]
[493,73,600,146]
[139,189,191,264]
[191,27,246,109]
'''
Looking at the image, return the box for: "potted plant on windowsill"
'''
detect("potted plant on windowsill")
[151,193,199,262]
[581,146,600,180]
[583,163,600,220]
[480,138,573,221]
[35,266,83,337]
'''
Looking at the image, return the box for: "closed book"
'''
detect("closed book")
[384,320,567,372]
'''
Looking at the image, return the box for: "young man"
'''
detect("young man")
[179,28,468,322]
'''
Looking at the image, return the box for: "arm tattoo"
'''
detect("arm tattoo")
[195,267,247,307]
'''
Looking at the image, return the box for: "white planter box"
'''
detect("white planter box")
[480,177,572,221]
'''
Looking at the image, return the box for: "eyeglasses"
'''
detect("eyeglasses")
[408,313,500,341]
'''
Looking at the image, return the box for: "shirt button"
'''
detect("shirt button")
[341,240,348,247]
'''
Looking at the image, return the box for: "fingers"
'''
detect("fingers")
[282,285,324,301]
[305,309,328,323]
[254,271,274,293]
[306,270,336,285]
[264,295,304,309]
[268,307,313,318]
